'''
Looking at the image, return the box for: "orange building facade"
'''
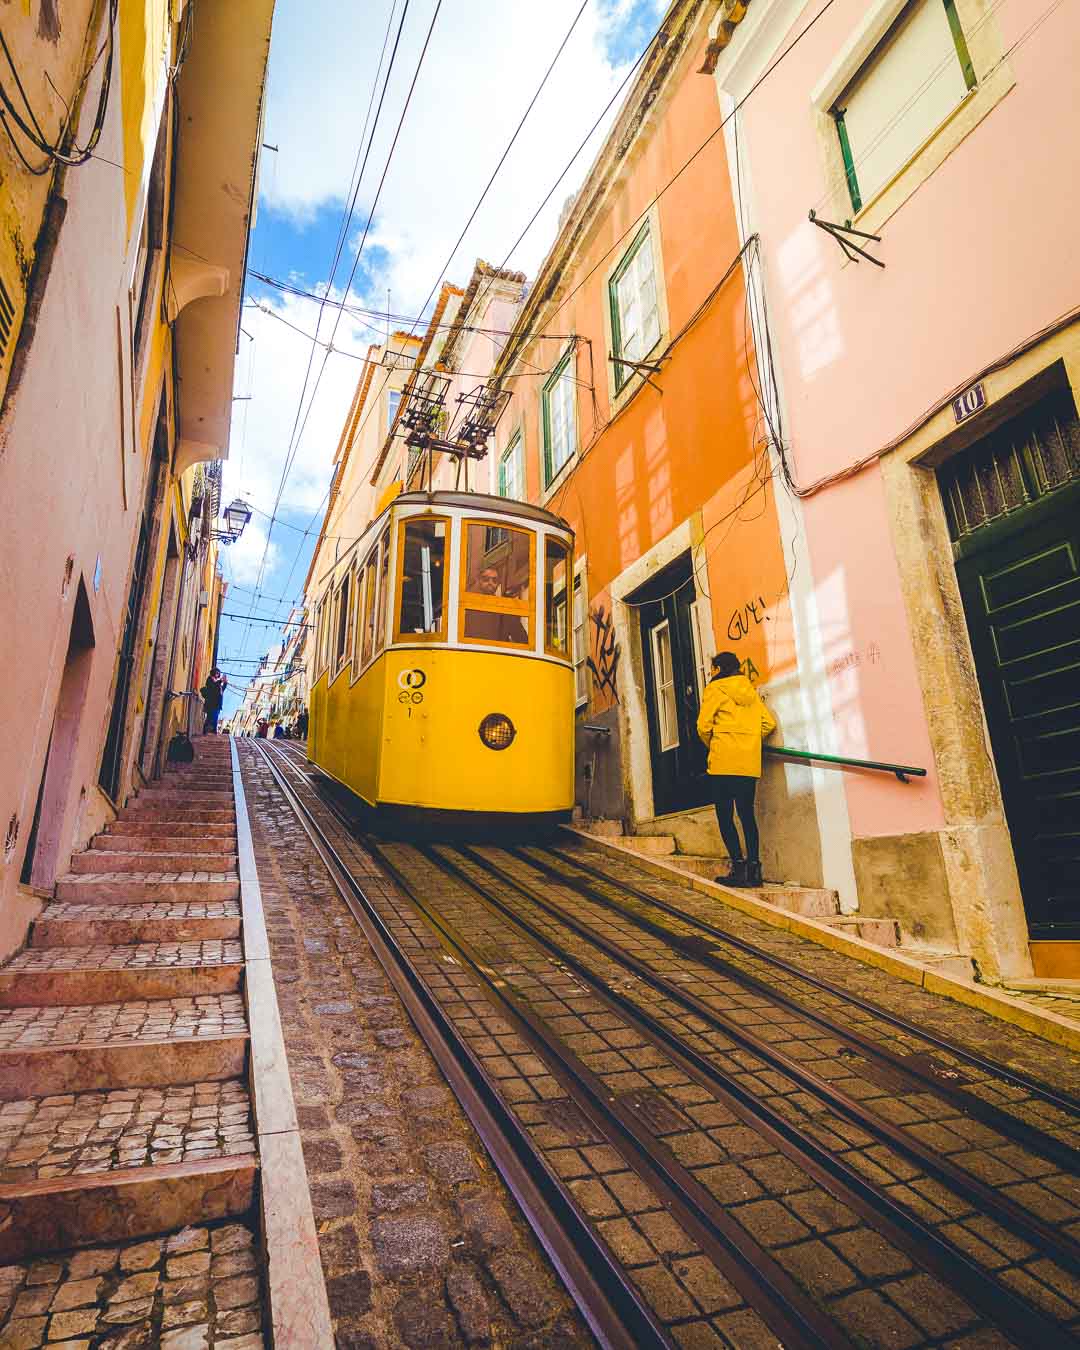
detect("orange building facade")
[486,0,819,876]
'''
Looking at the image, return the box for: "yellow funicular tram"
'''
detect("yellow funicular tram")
[308,491,576,835]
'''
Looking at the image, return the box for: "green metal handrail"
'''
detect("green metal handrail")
[764,745,927,783]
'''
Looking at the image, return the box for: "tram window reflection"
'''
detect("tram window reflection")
[463,523,531,646]
[398,518,447,636]
[374,529,390,654]
[545,538,570,655]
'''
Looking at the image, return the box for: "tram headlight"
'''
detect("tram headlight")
[478,713,516,751]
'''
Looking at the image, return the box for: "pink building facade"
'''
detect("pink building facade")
[709,0,1080,977]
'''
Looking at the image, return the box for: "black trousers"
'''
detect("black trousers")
[710,774,759,862]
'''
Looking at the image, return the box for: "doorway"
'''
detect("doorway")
[630,552,709,816]
[21,580,95,889]
[941,386,1080,938]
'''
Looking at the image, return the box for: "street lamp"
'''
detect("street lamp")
[211,498,253,545]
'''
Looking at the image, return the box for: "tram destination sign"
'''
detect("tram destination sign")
[952,381,986,425]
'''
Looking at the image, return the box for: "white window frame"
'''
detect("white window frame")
[541,345,578,491]
[689,599,710,702]
[610,221,662,391]
[498,431,525,501]
[650,619,680,752]
[572,568,589,709]
[387,387,402,433]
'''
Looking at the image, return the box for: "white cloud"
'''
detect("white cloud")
[260,0,666,311]
[222,0,665,608]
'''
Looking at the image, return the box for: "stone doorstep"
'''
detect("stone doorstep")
[55,876,240,904]
[0,962,244,1010]
[31,911,242,949]
[663,857,842,918]
[0,1156,257,1262]
[823,915,901,948]
[104,821,237,839]
[71,851,240,875]
[93,835,236,855]
[0,1034,248,1100]
[614,834,677,856]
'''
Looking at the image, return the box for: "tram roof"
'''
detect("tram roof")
[392,490,573,534]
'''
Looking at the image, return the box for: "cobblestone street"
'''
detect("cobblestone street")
[239,747,590,1348]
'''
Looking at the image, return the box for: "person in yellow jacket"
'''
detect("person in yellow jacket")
[696,651,777,887]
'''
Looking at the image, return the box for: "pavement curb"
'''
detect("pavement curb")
[232,739,334,1348]
[566,828,1080,1055]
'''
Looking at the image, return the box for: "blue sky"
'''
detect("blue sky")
[214,0,666,718]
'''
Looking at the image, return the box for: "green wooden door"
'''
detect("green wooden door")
[946,391,1080,938]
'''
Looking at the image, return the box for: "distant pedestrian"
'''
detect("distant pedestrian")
[256,718,269,739]
[273,723,286,739]
[696,651,776,888]
[296,707,309,739]
[200,668,227,735]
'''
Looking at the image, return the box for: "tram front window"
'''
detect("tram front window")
[398,518,447,636]
[462,523,531,646]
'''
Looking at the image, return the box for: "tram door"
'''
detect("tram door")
[941,386,1080,938]
[633,552,709,817]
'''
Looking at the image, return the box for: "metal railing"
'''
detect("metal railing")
[765,745,927,783]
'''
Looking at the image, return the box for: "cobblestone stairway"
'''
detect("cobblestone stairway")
[0,739,266,1348]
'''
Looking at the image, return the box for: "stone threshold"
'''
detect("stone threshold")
[229,738,334,1347]
[565,827,1080,1054]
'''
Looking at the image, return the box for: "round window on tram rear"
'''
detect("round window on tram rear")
[478,713,516,751]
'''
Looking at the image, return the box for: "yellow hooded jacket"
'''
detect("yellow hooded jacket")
[696,674,777,778]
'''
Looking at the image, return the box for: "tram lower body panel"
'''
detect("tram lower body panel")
[309,648,575,835]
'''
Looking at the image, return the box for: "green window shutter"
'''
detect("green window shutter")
[943,0,977,90]
[833,108,862,214]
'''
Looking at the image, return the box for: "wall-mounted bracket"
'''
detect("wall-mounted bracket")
[809,210,885,269]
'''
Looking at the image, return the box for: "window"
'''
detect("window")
[832,0,976,213]
[544,538,570,657]
[350,562,364,670]
[572,575,588,707]
[388,388,401,433]
[374,528,390,654]
[650,621,679,751]
[361,552,378,665]
[396,517,448,639]
[498,433,525,500]
[542,348,577,487]
[334,573,351,672]
[689,599,709,701]
[610,222,661,391]
[462,522,533,647]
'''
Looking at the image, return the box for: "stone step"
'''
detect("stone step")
[31,902,242,948]
[136,790,235,805]
[905,949,974,980]
[0,1158,257,1263]
[0,1079,254,1187]
[0,994,248,1099]
[93,834,235,856]
[0,1222,264,1339]
[615,834,677,856]
[577,818,625,838]
[665,857,843,917]
[72,849,239,875]
[55,874,239,905]
[120,806,237,824]
[105,820,236,838]
[0,942,244,1007]
[824,915,901,948]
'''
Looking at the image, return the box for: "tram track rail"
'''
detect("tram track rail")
[257,740,1080,1347]
[542,841,1080,1122]
[248,741,668,1350]
[517,844,1080,1172]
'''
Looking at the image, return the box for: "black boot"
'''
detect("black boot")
[737,860,763,888]
[714,858,746,887]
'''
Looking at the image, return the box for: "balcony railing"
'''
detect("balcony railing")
[765,745,927,783]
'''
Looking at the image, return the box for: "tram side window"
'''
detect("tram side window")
[334,574,351,672]
[544,538,569,656]
[398,518,447,637]
[350,562,364,671]
[361,551,378,664]
[462,523,532,646]
[374,529,390,655]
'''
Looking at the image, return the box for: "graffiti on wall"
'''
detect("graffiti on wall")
[587,604,620,704]
[727,595,767,642]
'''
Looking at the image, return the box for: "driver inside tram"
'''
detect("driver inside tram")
[464,563,528,644]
